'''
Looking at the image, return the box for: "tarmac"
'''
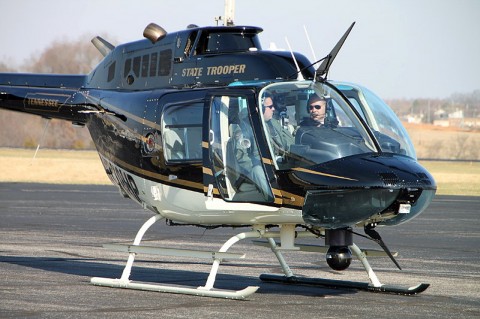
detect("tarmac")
[0,182,479,318]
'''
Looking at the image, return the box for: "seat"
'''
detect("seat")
[163,128,185,160]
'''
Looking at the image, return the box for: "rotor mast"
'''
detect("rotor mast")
[224,0,235,26]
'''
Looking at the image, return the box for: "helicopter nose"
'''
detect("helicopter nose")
[295,154,436,228]
[302,187,400,228]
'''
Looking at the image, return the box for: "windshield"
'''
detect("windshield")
[334,82,416,159]
[258,81,378,170]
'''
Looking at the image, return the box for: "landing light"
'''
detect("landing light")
[398,204,411,214]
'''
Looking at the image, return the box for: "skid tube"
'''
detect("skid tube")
[91,215,262,300]
[259,274,429,295]
[260,240,429,296]
[91,216,428,298]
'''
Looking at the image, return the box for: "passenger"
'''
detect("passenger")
[227,110,270,201]
[299,94,327,127]
[262,93,294,157]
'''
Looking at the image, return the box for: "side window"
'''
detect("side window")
[209,95,273,203]
[150,53,158,77]
[141,54,149,77]
[158,49,172,76]
[132,56,141,77]
[123,59,131,77]
[184,31,197,57]
[162,102,203,163]
[107,61,116,82]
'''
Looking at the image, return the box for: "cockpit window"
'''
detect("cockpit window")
[258,81,378,170]
[334,82,416,159]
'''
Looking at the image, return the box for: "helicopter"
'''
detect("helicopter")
[0,2,436,299]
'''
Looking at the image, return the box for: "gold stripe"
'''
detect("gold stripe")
[279,190,304,208]
[262,157,273,165]
[93,97,161,131]
[202,167,213,175]
[203,186,220,195]
[33,92,72,98]
[272,188,282,196]
[202,141,209,148]
[102,153,203,190]
[292,167,358,181]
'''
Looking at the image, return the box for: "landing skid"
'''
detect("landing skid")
[259,274,429,295]
[91,277,258,299]
[91,215,260,299]
[91,215,429,299]
[261,239,429,295]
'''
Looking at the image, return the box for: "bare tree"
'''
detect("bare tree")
[26,35,103,74]
[0,34,109,149]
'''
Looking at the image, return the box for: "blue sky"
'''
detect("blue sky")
[1,0,479,99]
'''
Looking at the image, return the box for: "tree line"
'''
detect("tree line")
[1,37,479,159]
[0,35,103,150]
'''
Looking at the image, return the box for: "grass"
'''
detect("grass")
[420,160,480,196]
[0,148,478,196]
[0,148,111,185]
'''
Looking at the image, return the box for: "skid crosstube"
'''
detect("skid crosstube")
[259,274,429,295]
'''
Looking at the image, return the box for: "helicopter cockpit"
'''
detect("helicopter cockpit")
[257,81,416,171]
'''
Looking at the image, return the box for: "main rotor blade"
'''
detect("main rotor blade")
[316,22,355,81]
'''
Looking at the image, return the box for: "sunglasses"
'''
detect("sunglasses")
[264,104,275,109]
[308,104,323,110]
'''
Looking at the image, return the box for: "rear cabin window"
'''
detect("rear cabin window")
[107,61,116,82]
[158,49,172,76]
[162,102,203,163]
[132,56,141,77]
[124,59,131,77]
[141,54,149,77]
[150,53,158,77]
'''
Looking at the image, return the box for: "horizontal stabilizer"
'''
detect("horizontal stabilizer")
[0,73,86,88]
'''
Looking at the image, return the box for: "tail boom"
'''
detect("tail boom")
[0,73,88,123]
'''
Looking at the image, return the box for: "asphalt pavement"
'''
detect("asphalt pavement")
[0,182,479,318]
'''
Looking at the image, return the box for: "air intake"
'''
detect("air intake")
[378,172,399,186]
[143,23,167,44]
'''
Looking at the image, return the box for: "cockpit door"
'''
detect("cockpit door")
[205,92,274,203]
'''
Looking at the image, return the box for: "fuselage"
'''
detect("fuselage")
[0,24,436,230]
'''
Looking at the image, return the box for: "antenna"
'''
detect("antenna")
[31,118,51,164]
[285,37,304,80]
[303,25,317,62]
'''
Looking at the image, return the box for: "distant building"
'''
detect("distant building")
[434,109,448,119]
[449,109,464,119]
[433,108,480,129]
[406,114,423,124]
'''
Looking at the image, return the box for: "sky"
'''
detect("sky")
[0,0,479,99]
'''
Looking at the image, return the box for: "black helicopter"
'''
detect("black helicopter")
[0,6,436,299]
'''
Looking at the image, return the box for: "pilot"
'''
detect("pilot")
[262,92,294,159]
[300,94,327,127]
